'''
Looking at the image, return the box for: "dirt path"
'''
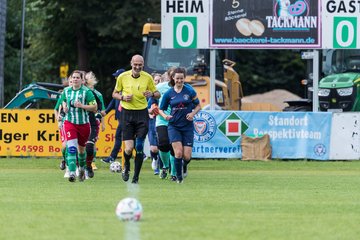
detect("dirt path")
[242,89,301,110]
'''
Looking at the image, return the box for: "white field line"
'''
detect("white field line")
[124,182,141,240]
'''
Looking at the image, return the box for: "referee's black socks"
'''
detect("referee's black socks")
[123,152,132,170]
[134,153,144,181]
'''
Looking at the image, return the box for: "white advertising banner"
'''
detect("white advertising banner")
[322,0,360,49]
[329,113,360,160]
[161,0,210,48]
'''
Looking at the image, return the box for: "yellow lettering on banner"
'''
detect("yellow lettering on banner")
[0,109,118,157]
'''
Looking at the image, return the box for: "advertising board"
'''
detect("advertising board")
[211,0,321,48]
[0,110,118,157]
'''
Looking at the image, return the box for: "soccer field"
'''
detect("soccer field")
[1,158,360,240]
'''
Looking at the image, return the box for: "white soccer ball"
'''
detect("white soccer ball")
[115,197,143,221]
[110,161,121,173]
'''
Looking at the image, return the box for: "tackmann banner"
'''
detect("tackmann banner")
[210,0,321,48]
[193,111,332,160]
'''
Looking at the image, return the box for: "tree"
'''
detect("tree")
[234,49,306,97]
[4,0,161,105]
[4,0,25,105]
[0,0,6,107]
[26,0,161,103]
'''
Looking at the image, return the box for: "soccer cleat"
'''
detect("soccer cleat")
[64,167,70,178]
[68,172,76,182]
[59,160,66,170]
[101,157,114,164]
[170,175,177,182]
[143,153,147,161]
[151,159,158,170]
[176,179,183,184]
[122,169,130,182]
[78,167,85,182]
[85,170,89,180]
[131,177,139,184]
[154,168,160,175]
[160,169,168,179]
[91,162,98,170]
[86,166,94,178]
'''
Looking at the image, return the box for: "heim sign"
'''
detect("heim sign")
[161,0,209,48]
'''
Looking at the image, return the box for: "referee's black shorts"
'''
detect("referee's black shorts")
[121,108,149,141]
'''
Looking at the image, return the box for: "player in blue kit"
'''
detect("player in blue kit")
[159,67,201,183]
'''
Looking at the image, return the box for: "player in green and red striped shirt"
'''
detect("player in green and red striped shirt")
[61,70,97,182]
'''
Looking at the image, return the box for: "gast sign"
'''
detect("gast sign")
[322,0,360,48]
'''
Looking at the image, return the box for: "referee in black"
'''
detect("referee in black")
[112,54,160,184]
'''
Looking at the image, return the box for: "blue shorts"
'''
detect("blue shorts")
[147,118,158,146]
[168,125,194,147]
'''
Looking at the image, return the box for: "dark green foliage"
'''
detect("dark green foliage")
[4,0,161,105]
[4,0,24,102]
[234,49,306,97]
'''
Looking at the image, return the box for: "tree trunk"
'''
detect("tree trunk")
[76,23,89,71]
[0,0,7,107]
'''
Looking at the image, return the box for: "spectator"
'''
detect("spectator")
[101,68,125,164]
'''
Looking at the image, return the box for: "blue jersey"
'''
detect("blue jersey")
[160,84,200,129]
[147,97,158,109]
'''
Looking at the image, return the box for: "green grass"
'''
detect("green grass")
[1,158,360,240]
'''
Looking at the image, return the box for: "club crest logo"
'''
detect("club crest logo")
[193,111,216,143]
[314,143,326,157]
[195,121,207,134]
